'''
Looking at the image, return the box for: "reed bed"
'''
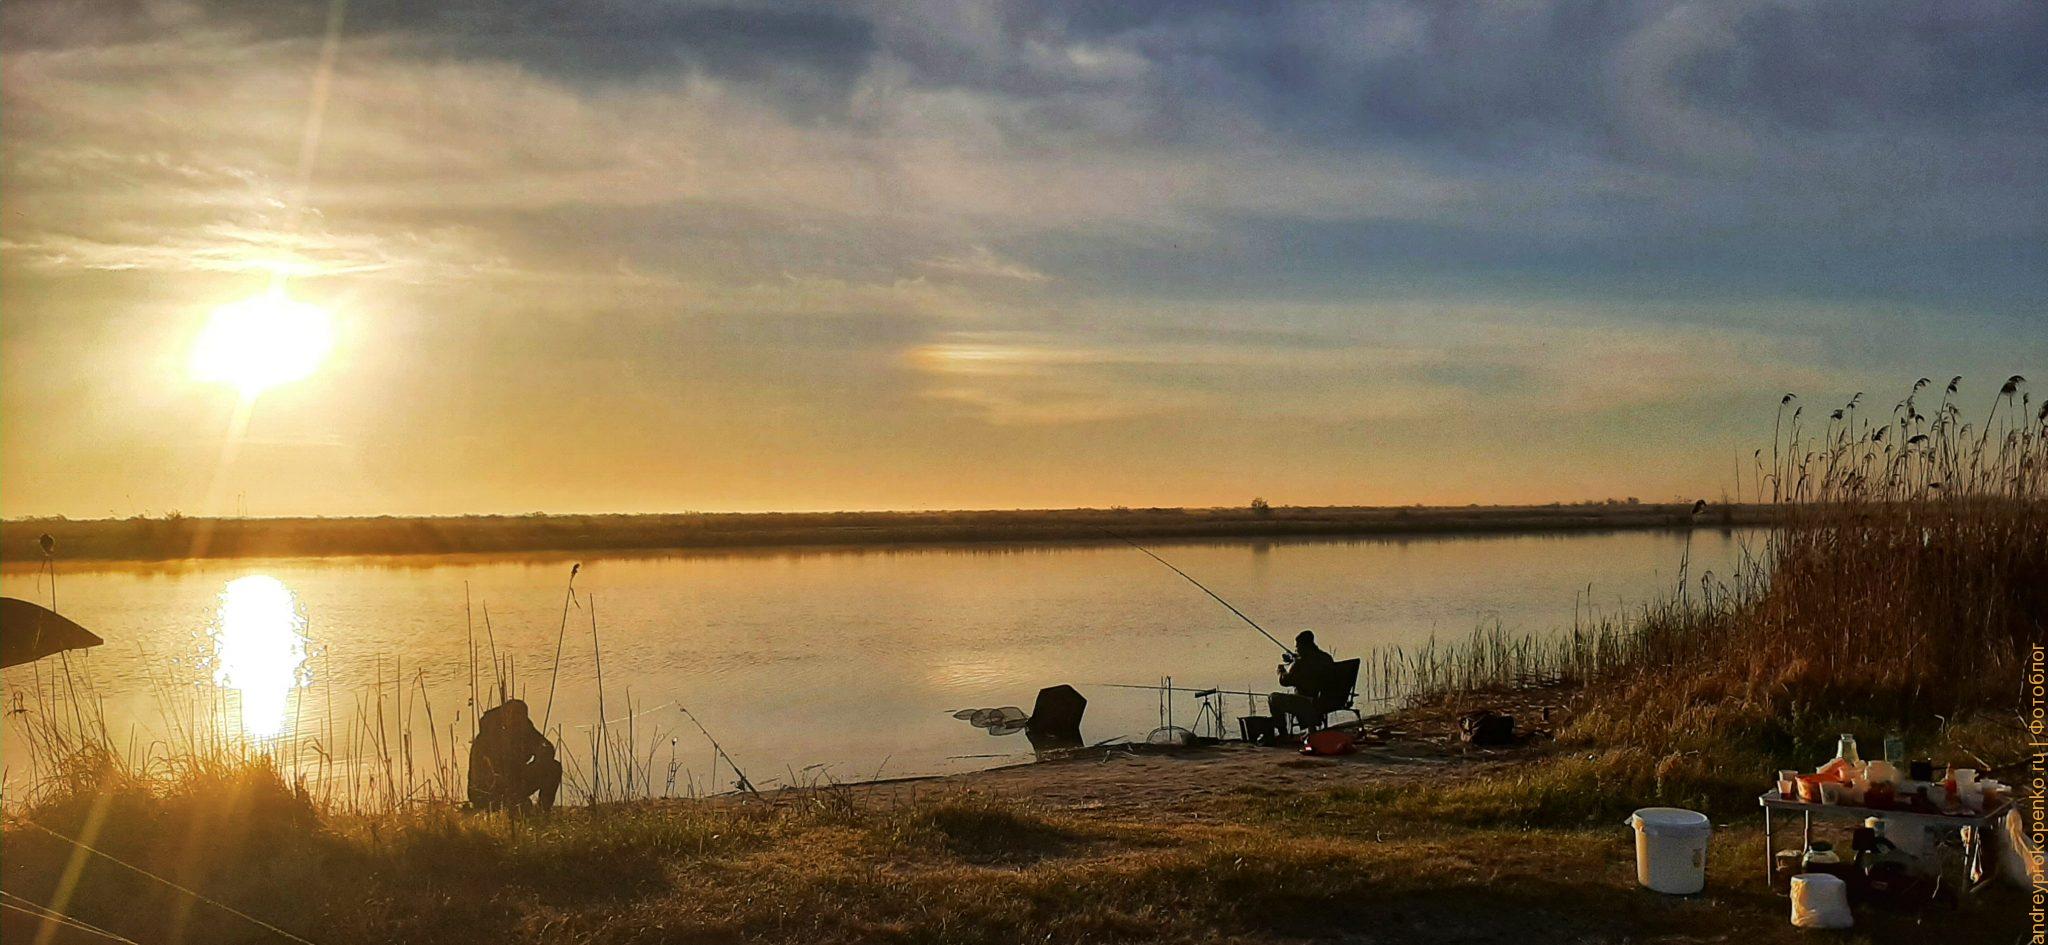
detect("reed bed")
[1371,379,2042,752]
[2,586,692,819]
[1357,594,1753,705]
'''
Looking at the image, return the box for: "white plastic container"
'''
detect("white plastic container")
[1626,807,1711,894]
[1790,873,1853,929]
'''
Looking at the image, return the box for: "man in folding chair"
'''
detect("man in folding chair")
[1268,630,1355,735]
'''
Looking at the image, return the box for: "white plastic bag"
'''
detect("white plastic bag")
[1996,806,2043,888]
[1789,873,1853,929]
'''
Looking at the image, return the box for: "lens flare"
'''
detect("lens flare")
[209,575,310,738]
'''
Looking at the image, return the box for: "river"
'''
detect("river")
[1,529,1759,800]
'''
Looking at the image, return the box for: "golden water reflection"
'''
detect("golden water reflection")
[209,575,310,738]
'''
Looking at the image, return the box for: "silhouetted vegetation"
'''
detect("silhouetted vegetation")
[2,502,1773,562]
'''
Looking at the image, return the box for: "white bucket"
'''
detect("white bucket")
[1626,807,1711,894]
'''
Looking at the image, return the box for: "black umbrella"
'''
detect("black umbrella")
[1,597,103,669]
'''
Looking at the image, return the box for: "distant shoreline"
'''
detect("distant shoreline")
[0,503,1773,563]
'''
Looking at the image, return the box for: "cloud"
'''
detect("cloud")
[6,1,2041,293]
[3,1,881,94]
[903,302,1852,427]
[0,220,507,280]
[1,0,2042,514]
[918,246,1049,283]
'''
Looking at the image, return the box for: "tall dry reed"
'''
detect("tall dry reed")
[2,592,685,819]
[1374,379,2043,754]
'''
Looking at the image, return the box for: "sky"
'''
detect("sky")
[2,0,2043,517]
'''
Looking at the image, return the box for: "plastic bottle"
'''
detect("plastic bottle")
[1883,732,1905,765]
[1843,769,1868,805]
[1835,733,1862,767]
[1862,761,1898,808]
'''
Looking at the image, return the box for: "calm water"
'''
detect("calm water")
[1,530,1757,797]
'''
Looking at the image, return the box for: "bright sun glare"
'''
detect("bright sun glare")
[210,575,311,738]
[189,291,334,397]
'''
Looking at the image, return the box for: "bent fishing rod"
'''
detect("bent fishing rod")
[1098,527,1294,657]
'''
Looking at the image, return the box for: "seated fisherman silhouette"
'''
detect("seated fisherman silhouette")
[468,698,562,812]
[1269,630,1339,733]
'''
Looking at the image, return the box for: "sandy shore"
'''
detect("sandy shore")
[820,695,1564,820]
[859,740,1508,815]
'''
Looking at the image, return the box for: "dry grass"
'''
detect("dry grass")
[1570,383,2040,769]
[4,758,2025,944]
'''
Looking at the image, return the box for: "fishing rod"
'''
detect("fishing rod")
[1095,680,1396,707]
[678,706,757,795]
[1088,682,1269,698]
[540,562,581,730]
[1099,528,1294,656]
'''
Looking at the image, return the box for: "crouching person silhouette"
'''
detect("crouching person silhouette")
[468,698,562,813]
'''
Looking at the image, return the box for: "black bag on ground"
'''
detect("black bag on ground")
[1458,710,1515,746]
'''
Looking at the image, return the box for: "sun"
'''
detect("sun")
[189,290,334,397]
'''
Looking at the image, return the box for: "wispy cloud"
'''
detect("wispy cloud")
[0,221,505,280]
[905,305,1851,427]
[918,246,1049,283]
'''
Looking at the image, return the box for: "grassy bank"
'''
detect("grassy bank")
[3,732,2026,943]
[0,502,1771,563]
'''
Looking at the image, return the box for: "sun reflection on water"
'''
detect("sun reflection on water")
[209,575,311,738]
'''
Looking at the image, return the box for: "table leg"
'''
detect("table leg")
[1763,807,1774,887]
[1965,824,1985,890]
[1802,810,1812,852]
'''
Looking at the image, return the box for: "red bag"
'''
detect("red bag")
[1300,730,1356,756]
